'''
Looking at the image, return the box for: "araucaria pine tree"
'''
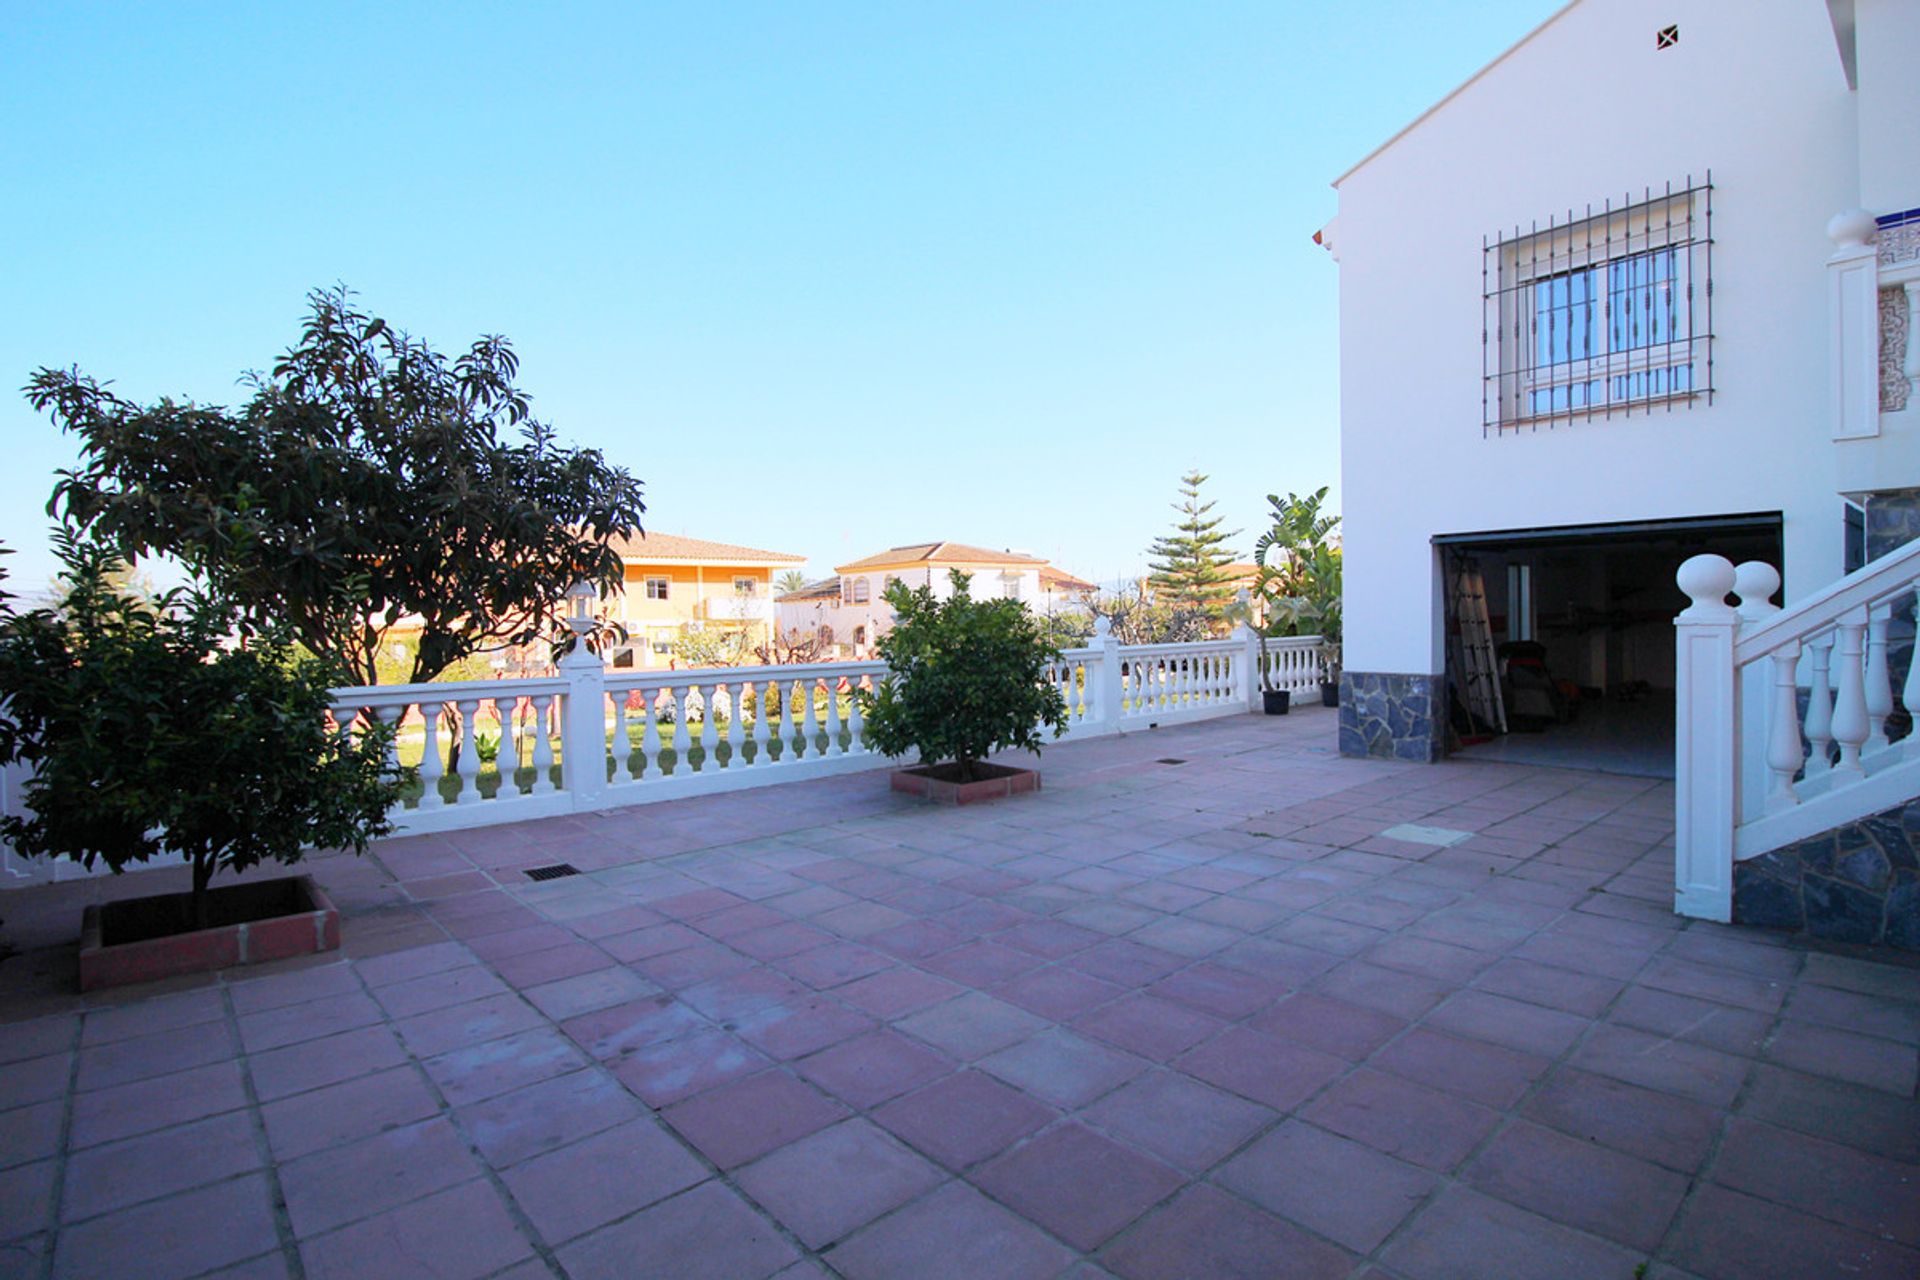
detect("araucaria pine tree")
[1146,471,1241,623]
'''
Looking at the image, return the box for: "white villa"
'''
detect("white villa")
[1326,0,1919,944]
[775,542,1094,657]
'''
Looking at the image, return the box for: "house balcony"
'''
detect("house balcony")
[703,595,775,623]
[0,709,1913,1277]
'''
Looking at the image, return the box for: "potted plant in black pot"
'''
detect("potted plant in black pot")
[1252,487,1343,712]
[0,534,405,989]
[860,570,1069,804]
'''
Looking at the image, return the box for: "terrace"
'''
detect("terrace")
[1,708,1915,1280]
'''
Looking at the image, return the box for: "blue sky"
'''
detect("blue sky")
[0,1,1559,591]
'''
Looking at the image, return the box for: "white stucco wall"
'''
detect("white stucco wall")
[1334,0,1881,678]
[1853,0,1920,214]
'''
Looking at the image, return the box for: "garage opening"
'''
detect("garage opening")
[1435,513,1782,777]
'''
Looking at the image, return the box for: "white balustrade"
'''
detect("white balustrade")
[323,616,1326,835]
[1677,539,1920,920]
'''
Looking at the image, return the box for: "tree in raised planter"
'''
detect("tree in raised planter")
[0,534,403,934]
[859,571,1069,795]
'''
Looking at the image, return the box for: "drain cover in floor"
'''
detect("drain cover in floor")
[525,863,582,882]
[1378,823,1473,848]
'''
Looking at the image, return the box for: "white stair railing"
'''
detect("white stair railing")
[1675,540,1920,920]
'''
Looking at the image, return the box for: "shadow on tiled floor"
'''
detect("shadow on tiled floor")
[1,707,1915,1280]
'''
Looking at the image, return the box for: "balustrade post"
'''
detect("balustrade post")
[1673,554,1738,922]
[1233,618,1260,712]
[1805,637,1835,776]
[1733,561,1782,824]
[559,641,608,810]
[417,702,446,810]
[1093,617,1122,732]
[1831,613,1870,774]
[1865,608,1893,752]
[1766,646,1804,809]
[453,698,482,805]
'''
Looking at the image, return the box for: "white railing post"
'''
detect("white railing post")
[1830,612,1870,774]
[1674,554,1738,922]
[1234,617,1261,712]
[1864,607,1892,752]
[559,583,608,810]
[1093,617,1123,731]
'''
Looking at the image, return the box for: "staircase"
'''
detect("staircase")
[1674,540,1920,945]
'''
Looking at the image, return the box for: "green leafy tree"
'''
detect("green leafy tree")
[0,534,403,929]
[859,571,1069,782]
[1146,471,1240,624]
[25,285,647,686]
[1088,586,1211,645]
[775,570,809,596]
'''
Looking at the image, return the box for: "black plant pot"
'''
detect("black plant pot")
[1262,689,1291,715]
[1321,680,1340,709]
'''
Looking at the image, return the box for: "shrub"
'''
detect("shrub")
[0,536,404,930]
[859,571,1068,782]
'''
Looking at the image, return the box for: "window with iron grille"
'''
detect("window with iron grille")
[1484,177,1713,434]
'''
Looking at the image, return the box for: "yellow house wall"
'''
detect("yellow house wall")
[612,562,780,667]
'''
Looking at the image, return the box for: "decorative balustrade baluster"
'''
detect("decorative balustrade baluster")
[417,702,446,809]
[1865,608,1893,752]
[800,677,821,757]
[1804,637,1835,777]
[847,674,866,751]
[377,705,403,780]
[670,686,691,774]
[747,679,769,766]
[610,691,631,782]
[1831,616,1870,774]
[723,682,742,769]
[1905,597,1920,752]
[774,678,793,761]
[698,682,718,770]
[826,676,845,755]
[453,698,482,804]
[1767,646,1804,808]
[527,695,556,794]
[639,690,661,779]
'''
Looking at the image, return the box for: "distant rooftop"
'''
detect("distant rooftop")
[775,576,842,603]
[609,531,806,566]
[835,542,1049,573]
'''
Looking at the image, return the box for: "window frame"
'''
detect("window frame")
[644,576,671,601]
[1484,180,1712,433]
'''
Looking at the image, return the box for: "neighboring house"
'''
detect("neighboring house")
[1325,0,1919,767]
[604,532,807,668]
[776,542,1091,656]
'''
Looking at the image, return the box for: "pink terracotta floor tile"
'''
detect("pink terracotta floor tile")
[260,1066,441,1161]
[557,1180,798,1280]
[796,1030,953,1108]
[1100,1183,1354,1280]
[663,1070,848,1168]
[871,1070,1055,1170]
[826,1181,1076,1280]
[972,1123,1183,1250]
[52,1172,283,1280]
[501,1119,708,1245]
[300,1178,532,1280]
[1218,1119,1434,1254]
[735,1119,945,1249]
[1080,1070,1271,1172]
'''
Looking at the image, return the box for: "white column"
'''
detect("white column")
[640,690,662,779]
[453,698,482,805]
[560,640,608,809]
[1733,561,1782,824]
[1093,618,1122,731]
[1673,554,1738,923]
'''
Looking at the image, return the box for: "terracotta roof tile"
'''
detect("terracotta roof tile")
[834,542,1047,573]
[609,531,806,565]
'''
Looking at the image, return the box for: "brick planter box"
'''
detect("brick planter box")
[79,875,340,991]
[890,763,1040,806]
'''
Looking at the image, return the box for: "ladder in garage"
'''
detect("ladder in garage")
[1450,558,1507,733]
